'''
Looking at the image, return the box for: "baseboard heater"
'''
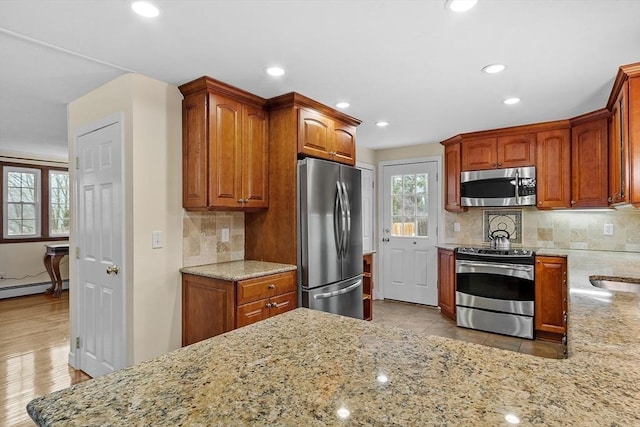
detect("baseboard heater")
[0,280,69,300]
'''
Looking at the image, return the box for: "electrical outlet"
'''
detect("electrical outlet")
[603,224,614,236]
[221,228,230,243]
[454,223,461,232]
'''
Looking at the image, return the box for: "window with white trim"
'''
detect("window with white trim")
[49,170,70,236]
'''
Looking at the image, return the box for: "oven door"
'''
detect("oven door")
[456,259,534,316]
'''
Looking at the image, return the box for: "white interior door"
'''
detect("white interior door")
[381,161,439,305]
[76,119,125,377]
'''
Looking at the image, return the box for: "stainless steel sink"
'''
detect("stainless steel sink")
[589,275,640,294]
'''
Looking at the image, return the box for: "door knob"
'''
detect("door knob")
[382,238,390,242]
[106,265,119,275]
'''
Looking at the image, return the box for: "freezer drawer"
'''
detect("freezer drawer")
[301,277,363,320]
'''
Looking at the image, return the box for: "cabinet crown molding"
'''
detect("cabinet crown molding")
[569,108,609,126]
[439,119,570,146]
[606,62,640,110]
[266,92,362,127]
[178,76,267,108]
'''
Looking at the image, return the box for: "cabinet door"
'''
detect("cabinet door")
[242,105,269,208]
[182,92,208,209]
[608,82,628,205]
[444,142,466,212]
[298,109,333,160]
[571,118,609,207]
[236,271,297,305]
[182,274,235,346]
[630,76,640,207]
[209,93,243,208]
[536,129,571,208]
[236,299,269,328]
[268,291,297,317]
[498,133,536,168]
[461,137,497,171]
[332,123,356,165]
[535,256,567,336]
[437,248,456,321]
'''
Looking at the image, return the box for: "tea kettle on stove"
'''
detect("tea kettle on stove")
[489,229,511,250]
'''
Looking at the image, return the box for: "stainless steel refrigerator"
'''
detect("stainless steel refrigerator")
[298,158,363,319]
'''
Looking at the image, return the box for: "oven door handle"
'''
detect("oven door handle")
[459,262,532,272]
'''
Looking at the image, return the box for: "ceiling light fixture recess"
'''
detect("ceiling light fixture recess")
[266,66,285,77]
[375,121,389,127]
[131,1,160,17]
[482,64,506,74]
[503,97,520,105]
[336,102,350,109]
[445,0,478,13]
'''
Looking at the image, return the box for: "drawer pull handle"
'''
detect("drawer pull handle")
[268,284,276,289]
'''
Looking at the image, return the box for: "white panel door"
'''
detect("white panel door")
[381,161,438,305]
[76,120,125,378]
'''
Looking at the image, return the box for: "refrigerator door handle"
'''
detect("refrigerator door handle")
[312,280,362,300]
[334,181,344,258]
[341,181,351,257]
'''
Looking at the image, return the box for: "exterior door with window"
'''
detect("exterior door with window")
[381,161,439,305]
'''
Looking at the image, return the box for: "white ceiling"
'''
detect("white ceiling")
[1,0,639,161]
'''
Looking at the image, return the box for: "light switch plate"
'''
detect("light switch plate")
[221,228,230,243]
[454,223,461,232]
[603,224,614,236]
[152,230,163,248]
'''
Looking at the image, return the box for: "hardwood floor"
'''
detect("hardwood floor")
[0,292,90,427]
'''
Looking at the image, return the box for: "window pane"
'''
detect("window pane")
[7,172,22,187]
[391,176,403,195]
[8,220,22,235]
[391,216,403,236]
[7,203,21,219]
[4,166,41,238]
[404,195,416,216]
[49,171,70,236]
[21,188,35,202]
[22,204,36,220]
[21,220,36,234]
[416,195,427,216]
[404,217,416,236]
[417,217,429,237]
[392,195,403,216]
[8,187,21,202]
[403,175,415,194]
[416,174,427,194]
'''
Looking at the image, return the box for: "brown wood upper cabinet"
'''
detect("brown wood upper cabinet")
[179,77,268,211]
[536,128,571,209]
[607,63,640,207]
[443,138,466,212]
[298,108,356,166]
[570,112,609,208]
[461,133,536,171]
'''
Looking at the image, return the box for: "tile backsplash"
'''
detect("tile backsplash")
[444,208,640,252]
[183,211,245,267]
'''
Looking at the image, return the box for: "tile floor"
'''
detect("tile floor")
[372,299,565,359]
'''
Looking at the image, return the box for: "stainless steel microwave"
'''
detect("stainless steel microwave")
[460,166,536,207]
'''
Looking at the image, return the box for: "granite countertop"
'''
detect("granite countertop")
[28,250,640,425]
[180,260,296,281]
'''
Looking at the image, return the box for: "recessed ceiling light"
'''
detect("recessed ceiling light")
[336,102,350,109]
[505,414,521,424]
[336,407,350,419]
[375,121,389,127]
[445,0,478,13]
[266,66,285,77]
[482,64,506,74]
[503,97,520,105]
[131,1,159,18]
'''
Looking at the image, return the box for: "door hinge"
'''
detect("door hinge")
[75,247,80,259]
[75,156,79,170]
[76,337,80,349]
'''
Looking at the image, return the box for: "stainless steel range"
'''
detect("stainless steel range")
[455,247,535,339]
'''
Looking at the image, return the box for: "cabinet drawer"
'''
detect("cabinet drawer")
[270,291,297,316]
[236,271,296,305]
[236,299,269,328]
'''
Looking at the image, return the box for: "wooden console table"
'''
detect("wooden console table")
[43,243,69,297]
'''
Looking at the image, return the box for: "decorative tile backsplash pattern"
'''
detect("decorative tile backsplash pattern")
[445,208,640,252]
[183,211,245,267]
[484,210,522,244]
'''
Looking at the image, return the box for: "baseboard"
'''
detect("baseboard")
[0,280,69,299]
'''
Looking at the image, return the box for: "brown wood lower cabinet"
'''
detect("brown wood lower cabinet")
[363,254,374,321]
[534,256,568,344]
[437,248,456,321]
[182,270,297,346]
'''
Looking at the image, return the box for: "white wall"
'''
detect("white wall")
[68,73,183,365]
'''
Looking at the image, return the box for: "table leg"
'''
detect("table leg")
[51,255,64,298]
[44,253,56,295]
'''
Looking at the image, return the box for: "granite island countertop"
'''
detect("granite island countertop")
[28,251,640,425]
[180,260,296,281]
